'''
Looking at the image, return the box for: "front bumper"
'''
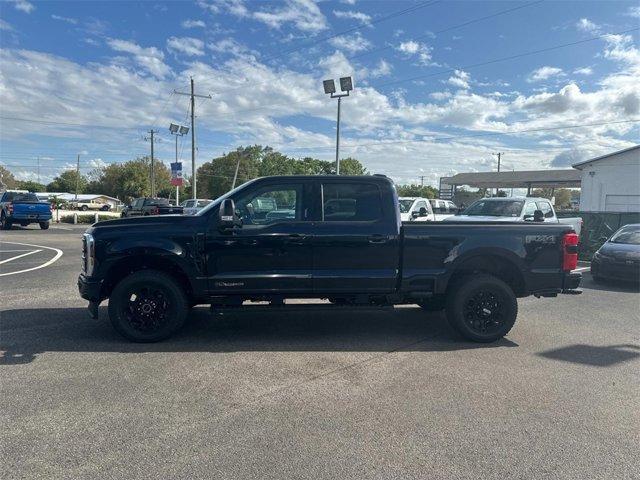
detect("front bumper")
[77,274,102,302]
[592,259,640,282]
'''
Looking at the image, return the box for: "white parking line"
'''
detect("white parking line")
[0,241,63,276]
[0,249,42,265]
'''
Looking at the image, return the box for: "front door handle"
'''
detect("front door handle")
[368,234,389,244]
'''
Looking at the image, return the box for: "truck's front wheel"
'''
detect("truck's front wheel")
[108,270,189,342]
[445,274,517,343]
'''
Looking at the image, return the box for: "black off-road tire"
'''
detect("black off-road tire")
[445,274,517,343]
[418,295,445,312]
[108,270,189,342]
[39,222,50,230]
[0,213,12,230]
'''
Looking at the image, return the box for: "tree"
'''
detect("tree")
[88,157,172,201]
[16,180,46,192]
[47,170,88,194]
[396,184,438,198]
[532,188,572,209]
[0,166,17,190]
[337,157,367,175]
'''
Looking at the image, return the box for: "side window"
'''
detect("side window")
[322,183,382,222]
[536,201,553,218]
[523,202,536,216]
[415,201,429,216]
[236,184,301,225]
[436,200,446,213]
[133,199,143,209]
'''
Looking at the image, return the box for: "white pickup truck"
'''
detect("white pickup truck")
[398,197,435,222]
[444,197,582,235]
[72,200,111,211]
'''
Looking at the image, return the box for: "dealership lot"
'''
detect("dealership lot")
[1,225,639,480]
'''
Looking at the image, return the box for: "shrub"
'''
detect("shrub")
[59,214,114,224]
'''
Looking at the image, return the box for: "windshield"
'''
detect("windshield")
[146,198,169,206]
[196,178,259,216]
[609,226,640,245]
[462,200,524,217]
[4,192,40,202]
[398,199,414,213]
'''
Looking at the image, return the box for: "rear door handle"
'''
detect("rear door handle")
[368,234,389,244]
[285,233,308,244]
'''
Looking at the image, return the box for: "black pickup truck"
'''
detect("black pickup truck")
[78,175,581,343]
[121,197,183,217]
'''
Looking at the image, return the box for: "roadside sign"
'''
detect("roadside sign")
[170,162,183,186]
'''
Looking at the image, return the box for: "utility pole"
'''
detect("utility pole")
[335,96,342,175]
[75,154,80,201]
[493,152,504,196]
[231,154,241,190]
[37,156,40,184]
[146,129,158,197]
[420,175,425,187]
[175,77,211,199]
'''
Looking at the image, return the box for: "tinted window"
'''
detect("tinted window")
[609,226,640,245]
[145,198,169,206]
[463,200,524,217]
[536,201,554,218]
[236,184,301,225]
[322,183,382,222]
[3,192,39,202]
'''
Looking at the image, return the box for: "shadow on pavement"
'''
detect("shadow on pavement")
[580,275,640,293]
[538,344,640,367]
[0,305,518,365]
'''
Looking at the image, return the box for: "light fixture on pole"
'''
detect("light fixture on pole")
[169,123,189,205]
[323,76,353,175]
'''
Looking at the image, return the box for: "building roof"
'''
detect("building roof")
[572,145,640,169]
[442,169,581,189]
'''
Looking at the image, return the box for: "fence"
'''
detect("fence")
[557,211,640,259]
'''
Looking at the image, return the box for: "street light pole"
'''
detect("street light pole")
[323,76,353,175]
[169,123,189,205]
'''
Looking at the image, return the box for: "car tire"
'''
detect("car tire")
[445,274,517,343]
[418,296,445,311]
[108,270,189,342]
[81,205,89,211]
[39,222,49,230]
[0,213,12,230]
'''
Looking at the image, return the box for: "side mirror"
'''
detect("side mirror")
[418,207,428,217]
[411,211,420,219]
[218,198,239,230]
[533,209,544,222]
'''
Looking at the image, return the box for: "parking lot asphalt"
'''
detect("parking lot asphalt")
[1,224,639,480]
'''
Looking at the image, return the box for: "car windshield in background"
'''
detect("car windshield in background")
[463,200,524,217]
[5,193,40,202]
[147,198,170,206]
[398,200,414,213]
[609,226,640,245]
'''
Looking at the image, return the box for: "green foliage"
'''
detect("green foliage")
[196,146,368,199]
[15,180,46,192]
[395,184,439,198]
[532,188,573,209]
[60,213,114,224]
[47,170,88,194]
[0,165,17,189]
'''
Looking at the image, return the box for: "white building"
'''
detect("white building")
[573,145,640,213]
[36,193,121,209]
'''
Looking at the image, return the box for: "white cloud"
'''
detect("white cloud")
[51,14,77,25]
[181,19,206,29]
[167,37,205,56]
[208,38,255,57]
[328,32,371,53]
[573,66,593,75]
[11,0,34,13]
[0,19,13,31]
[527,66,564,82]
[626,6,640,18]
[333,10,371,25]
[429,91,452,101]
[107,39,171,78]
[447,70,470,89]
[576,18,600,33]
[396,40,432,65]
[371,59,392,78]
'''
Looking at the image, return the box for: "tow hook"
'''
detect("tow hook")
[88,301,99,319]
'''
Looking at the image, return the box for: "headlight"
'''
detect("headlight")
[82,233,96,275]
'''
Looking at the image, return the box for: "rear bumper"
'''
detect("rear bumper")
[77,274,102,302]
[563,271,582,291]
[9,213,52,222]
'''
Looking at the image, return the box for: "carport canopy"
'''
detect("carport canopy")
[442,169,581,189]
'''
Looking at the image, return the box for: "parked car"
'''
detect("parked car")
[182,199,212,215]
[429,199,459,221]
[591,224,640,283]
[78,175,581,343]
[72,199,111,211]
[399,197,435,222]
[121,198,183,217]
[0,190,52,230]
[445,197,582,235]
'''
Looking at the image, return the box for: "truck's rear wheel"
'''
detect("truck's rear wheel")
[81,205,89,211]
[108,270,189,342]
[1,213,12,230]
[445,274,517,342]
[39,221,49,230]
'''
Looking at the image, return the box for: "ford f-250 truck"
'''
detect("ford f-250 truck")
[78,175,581,343]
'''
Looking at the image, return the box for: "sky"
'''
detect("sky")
[0,0,638,187]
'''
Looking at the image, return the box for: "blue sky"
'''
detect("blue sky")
[1,0,638,186]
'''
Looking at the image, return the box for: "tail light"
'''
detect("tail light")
[49,203,53,212]
[7,203,13,214]
[562,232,579,271]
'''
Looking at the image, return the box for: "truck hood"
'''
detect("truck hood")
[444,215,519,222]
[92,214,196,229]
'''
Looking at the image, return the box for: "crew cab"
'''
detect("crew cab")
[78,175,581,343]
[121,197,183,217]
[446,197,582,236]
[0,190,52,230]
[398,197,435,222]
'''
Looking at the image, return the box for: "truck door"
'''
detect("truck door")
[206,180,314,294]
[312,180,400,293]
